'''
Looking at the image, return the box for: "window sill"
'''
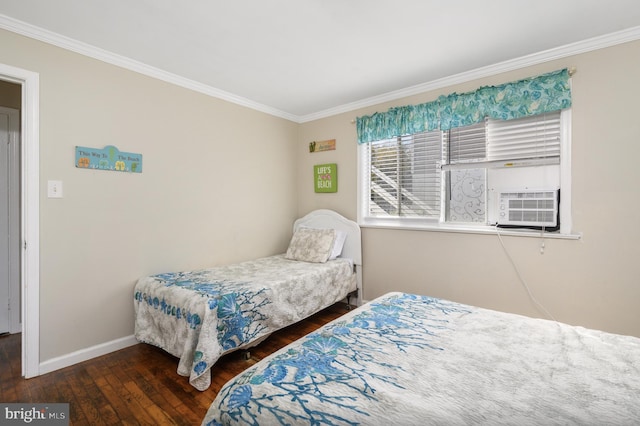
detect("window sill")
[359,219,582,240]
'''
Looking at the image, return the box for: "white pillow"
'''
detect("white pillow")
[285,227,336,263]
[328,229,347,260]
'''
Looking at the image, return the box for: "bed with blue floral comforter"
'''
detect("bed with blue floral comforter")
[203,291,640,425]
[133,254,356,391]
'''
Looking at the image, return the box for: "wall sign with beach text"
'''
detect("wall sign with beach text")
[75,145,142,173]
[314,163,337,193]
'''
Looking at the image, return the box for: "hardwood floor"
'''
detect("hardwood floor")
[0,302,351,425]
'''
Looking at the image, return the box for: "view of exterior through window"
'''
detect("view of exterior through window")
[361,111,567,231]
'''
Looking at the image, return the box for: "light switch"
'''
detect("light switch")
[47,180,63,198]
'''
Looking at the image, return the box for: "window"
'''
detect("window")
[366,131,443,219]
[358,110,571,234]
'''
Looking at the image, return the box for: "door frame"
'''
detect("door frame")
[0,63,40,378]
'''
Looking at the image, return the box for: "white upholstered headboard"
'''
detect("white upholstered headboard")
[293,209,363,305]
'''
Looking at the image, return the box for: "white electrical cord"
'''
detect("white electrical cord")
[496,228,556,321]
[539,227,546,254]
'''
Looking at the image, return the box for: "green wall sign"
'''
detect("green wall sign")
[314,163,337,193]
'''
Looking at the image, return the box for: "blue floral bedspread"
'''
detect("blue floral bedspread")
[133,255,355,391]
[203,292,640,425]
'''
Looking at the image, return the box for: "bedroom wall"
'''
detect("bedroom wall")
[0,28,300,362]
[298,39,640,338]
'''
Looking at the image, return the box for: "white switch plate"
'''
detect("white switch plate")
[47,180,63,198]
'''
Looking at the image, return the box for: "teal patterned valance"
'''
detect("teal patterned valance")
[356,103,441,143]
[357,69,572,144]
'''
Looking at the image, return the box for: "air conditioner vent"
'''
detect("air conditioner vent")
[497,189,559,230]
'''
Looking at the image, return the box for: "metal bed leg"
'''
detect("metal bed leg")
[346,289,358,310]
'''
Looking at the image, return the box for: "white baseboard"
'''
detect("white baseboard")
[39,334,138,375]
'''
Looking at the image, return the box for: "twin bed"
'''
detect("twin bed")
[133,209,362,391]
[203,293,640,425]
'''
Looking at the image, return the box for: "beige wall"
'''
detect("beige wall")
[0,29,300,361]
[298,40,640,338]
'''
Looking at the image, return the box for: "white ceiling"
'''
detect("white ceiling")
[2,0,640,122]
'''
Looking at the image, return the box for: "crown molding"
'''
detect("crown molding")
[2,13,639,124]
[299,25,640,123]
[0,14,299,122]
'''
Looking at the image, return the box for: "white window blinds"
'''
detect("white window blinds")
[360,110,568,228]
[367,131,442,218]
[447,121,486,164]
[487,111,561,161]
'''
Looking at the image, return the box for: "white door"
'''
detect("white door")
[0,109,10,334]
[0,106,19,335]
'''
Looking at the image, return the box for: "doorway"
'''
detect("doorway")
[0,101,20,336]
[0,63,40,378]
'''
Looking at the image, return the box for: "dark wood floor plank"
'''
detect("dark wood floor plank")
[171,402,205,426]
[66,369,107,426]
[9,378,34,402]
[104,376,158,426]
[85,364,141,425]
[54,373,91,425]
[0,302,349,424]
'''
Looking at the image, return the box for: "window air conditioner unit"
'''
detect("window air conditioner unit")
[497,189,559,231]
